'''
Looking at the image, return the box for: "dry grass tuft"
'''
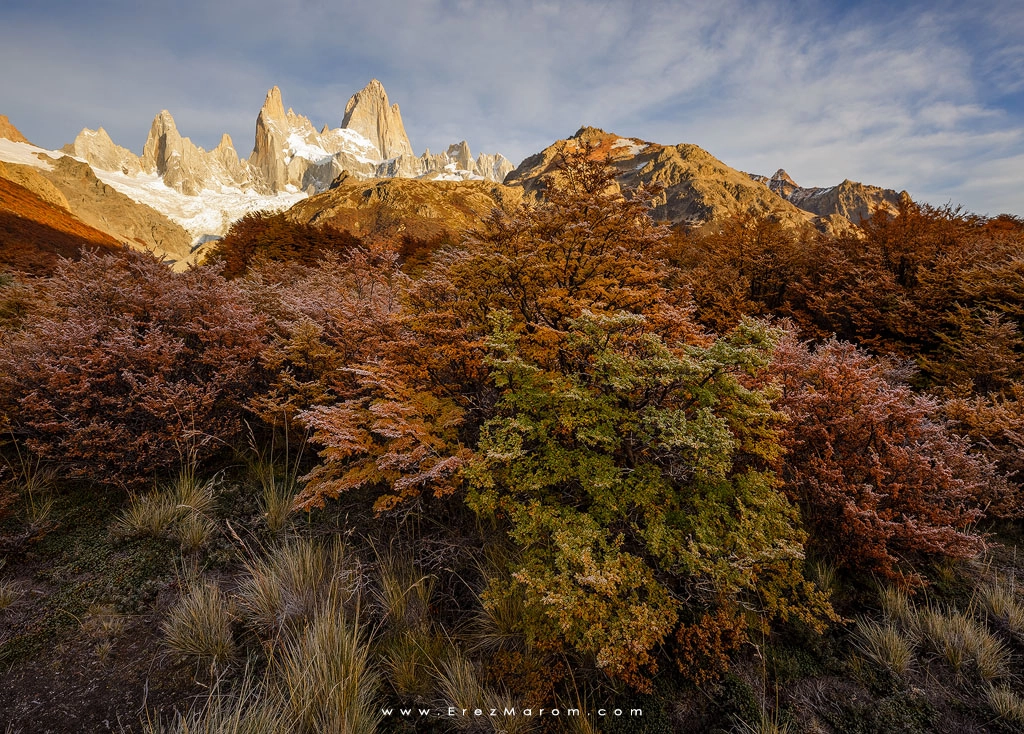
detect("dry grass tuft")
[468,582,526,655]
[250,457,295,534]
[988,686,1024,728]
[734,709,793,734]
[879,586,917,629]
[807,559,838,598]
[236,539,350,634]
[114,471,220,542]
[174,513,216,552]
[83,603,127,638]
[139,673,290,733]
[374,551,436,636]
[275,611,380,734]
[433,652,535,733]
[170,472,218,516]
[0,578,19,611]
[854,619,916,675]
[919,606,1013,681]
[381,628,444,698]
[978,577,1024,642]
[113,491,182,538]
[4,448,57,528]
[163,582,236,667]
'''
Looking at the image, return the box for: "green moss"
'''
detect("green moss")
[824,691,937,734]
[712,672,761,729]
[0,485,177,668]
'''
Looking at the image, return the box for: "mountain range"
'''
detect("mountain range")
[0,81,909,270]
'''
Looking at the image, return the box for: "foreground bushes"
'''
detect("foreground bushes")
[773,335,996,584]
[0,250,266,486]
[0,151,1016,699]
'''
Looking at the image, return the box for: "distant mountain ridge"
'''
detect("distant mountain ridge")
[749,168,907,224]
[506,127,853,232]
[65,80,513,200]
[1,87,917,270]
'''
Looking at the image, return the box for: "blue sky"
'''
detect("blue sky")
[1,0,1021,215]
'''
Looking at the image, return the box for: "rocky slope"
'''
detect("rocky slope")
[0,168,123,275]
[750,168,906,223]
[506,127,826,230]
[0,121,193,266]
[0,114,30,144]
[284,175,524,245]
[38,156,193,263]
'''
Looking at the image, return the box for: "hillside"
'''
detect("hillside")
[0,168,122,275]
[284,174,524,244]
[506,126,828,230]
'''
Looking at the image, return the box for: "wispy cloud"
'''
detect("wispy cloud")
[0,0,1021,214]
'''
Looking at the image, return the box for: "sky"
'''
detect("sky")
[1,0,1022,215]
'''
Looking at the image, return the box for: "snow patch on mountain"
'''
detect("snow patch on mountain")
[0,138,60,170]
[92,168,307,244]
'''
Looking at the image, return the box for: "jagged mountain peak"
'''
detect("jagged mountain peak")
[260,86,287,122]
[751,168,906,223]
[66,126,142,176]
[341,79,413,160]
[772,169,797,186]
[11,80,513,249]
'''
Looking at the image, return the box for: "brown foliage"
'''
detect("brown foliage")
[773,334,993,583]
[208,211,362,278]
[669,213,813,333]
[242,247,407,427]
[675,202,1024,395]
[0,250,266,486]
[672,607,748,686]
[940,384,1024,518]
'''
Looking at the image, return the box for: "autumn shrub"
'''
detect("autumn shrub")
[466,312,834,690]
[0,250,267,487]
[207,210,362,278]
[297,148,698,514]
[773,334,993,583]
[669,213,814,333]
[940,385,1024,519]
[242,248,407,429]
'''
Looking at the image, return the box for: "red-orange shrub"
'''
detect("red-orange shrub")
[0,251,266,487]
[773,334,994,584]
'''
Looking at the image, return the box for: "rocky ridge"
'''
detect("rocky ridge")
[38,81,514,246]
[505,127,824,230]
[750,168,906,223]
[0,119,193,265]
[66,80,513,202]
[284,176,523,245]
[0,114,30,144]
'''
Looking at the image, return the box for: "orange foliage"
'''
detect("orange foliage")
[208,211,362,278]
[773,334,993,583]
